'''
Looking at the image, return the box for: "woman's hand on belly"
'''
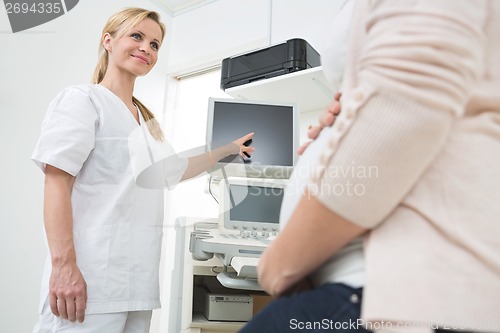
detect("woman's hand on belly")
[297,92,341,156]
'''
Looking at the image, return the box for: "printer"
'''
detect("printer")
[220,38,320,90]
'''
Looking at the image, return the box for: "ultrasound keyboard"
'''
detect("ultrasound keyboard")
[189,222,278,290]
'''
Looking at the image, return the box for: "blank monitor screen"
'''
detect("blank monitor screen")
[229,185,283,224]
[206,97,298,172]
[221,177,287,232]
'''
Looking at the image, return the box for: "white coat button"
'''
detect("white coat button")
[320,153,330,164]
[353,91,363,101]
[310,172,319,183]
[337,120,346,133]
[313,165,325,180]
[345,107,355,119]
[327,138,338,150]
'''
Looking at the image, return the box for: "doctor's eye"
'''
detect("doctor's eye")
[150,42,159,51]
[130,33,141,40]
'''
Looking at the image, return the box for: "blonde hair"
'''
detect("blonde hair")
[93,8,166,141]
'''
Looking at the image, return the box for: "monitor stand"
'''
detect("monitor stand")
[209,163,293,181]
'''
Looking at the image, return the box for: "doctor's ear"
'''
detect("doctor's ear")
[102,33,113,51]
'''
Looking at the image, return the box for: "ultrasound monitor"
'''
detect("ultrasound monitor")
[220,177,287,233]
[206,97,298,179]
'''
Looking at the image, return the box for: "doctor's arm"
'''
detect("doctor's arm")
[257,189,367,296]
[44,165,87,323]
[180,132,254,181]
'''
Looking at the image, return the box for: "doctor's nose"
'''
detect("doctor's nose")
[139,43,151,55]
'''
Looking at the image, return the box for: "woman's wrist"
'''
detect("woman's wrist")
[50,247,77,267]
[212,143,238,163]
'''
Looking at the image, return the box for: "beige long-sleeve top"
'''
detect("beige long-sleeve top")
[316,0,500,331]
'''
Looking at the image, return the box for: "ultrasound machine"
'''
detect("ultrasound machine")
[189,97,298,291]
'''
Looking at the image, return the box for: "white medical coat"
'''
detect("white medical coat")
[32,84,187,314]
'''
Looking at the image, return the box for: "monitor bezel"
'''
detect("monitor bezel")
[220,177,288,232]
[206,97,299,179]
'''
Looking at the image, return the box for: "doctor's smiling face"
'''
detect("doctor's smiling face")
[103,18,163,77]
[93,8,166,83]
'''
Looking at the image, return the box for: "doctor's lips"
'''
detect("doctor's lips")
[131,54,150,65]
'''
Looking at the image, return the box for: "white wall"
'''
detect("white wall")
[271,0,348,55]
[167,0,270,75]
[0,1,172,332]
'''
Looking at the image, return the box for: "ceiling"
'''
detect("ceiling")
[153,0,217,16]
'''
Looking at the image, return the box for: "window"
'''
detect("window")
[167,69,231,219]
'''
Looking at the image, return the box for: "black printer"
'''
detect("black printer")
[220,38,320,90]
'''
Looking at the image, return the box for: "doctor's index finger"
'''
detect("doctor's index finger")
[244,132,254,140]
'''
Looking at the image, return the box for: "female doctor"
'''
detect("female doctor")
[31,7,253,333]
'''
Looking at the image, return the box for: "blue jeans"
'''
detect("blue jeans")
[239,283,372,333]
